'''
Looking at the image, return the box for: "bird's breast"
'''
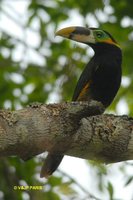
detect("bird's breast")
[90,62,121,107]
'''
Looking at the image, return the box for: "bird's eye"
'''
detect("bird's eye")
[96,32,103,38]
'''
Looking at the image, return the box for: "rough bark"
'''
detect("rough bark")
[0,101,133,165]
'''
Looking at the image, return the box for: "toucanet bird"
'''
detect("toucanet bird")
[40,26,122,178]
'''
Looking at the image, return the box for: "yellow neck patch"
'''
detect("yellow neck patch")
[104,39,120,48]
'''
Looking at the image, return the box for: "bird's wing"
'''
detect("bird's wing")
[72,57,98,101]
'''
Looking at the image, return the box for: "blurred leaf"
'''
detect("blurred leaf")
[58,181,77,196]
[125,176,133,186]
[107,181,114,200]
[48,176,62,187]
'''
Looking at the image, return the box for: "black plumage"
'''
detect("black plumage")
[72,43,122,107]
[41,27,122,178]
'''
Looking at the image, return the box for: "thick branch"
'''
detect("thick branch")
[0,101,132,164]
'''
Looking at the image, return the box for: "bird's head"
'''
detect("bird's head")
[55,26,120,50]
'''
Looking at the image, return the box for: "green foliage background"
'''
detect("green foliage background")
[0,0,133,199]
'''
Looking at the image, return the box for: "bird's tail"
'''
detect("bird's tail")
[40,153,64,178]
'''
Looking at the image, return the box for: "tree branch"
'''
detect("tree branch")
[0,100,132,166]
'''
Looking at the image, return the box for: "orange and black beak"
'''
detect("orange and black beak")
[55,26,96,44]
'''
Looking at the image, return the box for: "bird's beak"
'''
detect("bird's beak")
[55,26,95,44]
